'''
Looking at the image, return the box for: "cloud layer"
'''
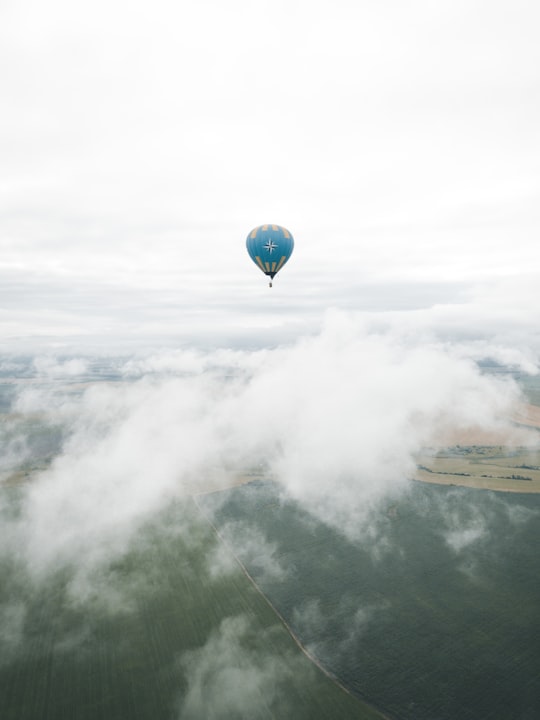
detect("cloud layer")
[2,312,536,587]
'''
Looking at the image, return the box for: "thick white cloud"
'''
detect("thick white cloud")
[3,313,536,589]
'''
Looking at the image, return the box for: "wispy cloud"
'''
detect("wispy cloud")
[178,615,306,720]
[207,521,289,585]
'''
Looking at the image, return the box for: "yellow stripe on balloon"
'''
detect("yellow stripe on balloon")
[255,256,266,272]
[275,255,287,272]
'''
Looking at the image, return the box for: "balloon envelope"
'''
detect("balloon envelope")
[246,225,294,280]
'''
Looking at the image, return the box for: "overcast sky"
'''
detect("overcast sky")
[1,0,539,351]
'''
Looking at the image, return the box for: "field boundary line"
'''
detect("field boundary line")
[191,494,392,720]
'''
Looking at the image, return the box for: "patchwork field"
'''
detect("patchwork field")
[415,445,540,492]
[415,388,540,492]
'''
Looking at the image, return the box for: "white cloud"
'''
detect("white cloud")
[178,615,305,720]
[33,356,89,378]
[444,523,487,553]
[429,483,540,555]
[210,521,289,585]
[2,312,535,588]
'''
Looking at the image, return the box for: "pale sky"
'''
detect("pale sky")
[1,0,539,350]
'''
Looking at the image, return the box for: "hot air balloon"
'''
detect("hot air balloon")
[246,224,294,287]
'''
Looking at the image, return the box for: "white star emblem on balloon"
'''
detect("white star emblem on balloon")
[264,240,278,253]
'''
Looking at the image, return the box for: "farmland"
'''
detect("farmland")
[1,366,539,719]
[415,445,540,492]
[0,492,383,720]
[200,479,540,720]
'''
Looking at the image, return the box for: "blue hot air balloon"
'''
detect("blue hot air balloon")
[246,224,294,287]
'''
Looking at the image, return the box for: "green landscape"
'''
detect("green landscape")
[200,479,540,720]
[1,372,539,719]
[0,493,383,720]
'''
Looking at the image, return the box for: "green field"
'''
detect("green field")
[2,371,540,719]
[2,477,539,720]
[200,480,540,720]
[0,493,383,720]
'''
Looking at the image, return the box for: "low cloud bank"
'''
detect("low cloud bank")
[1,311,537,584]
